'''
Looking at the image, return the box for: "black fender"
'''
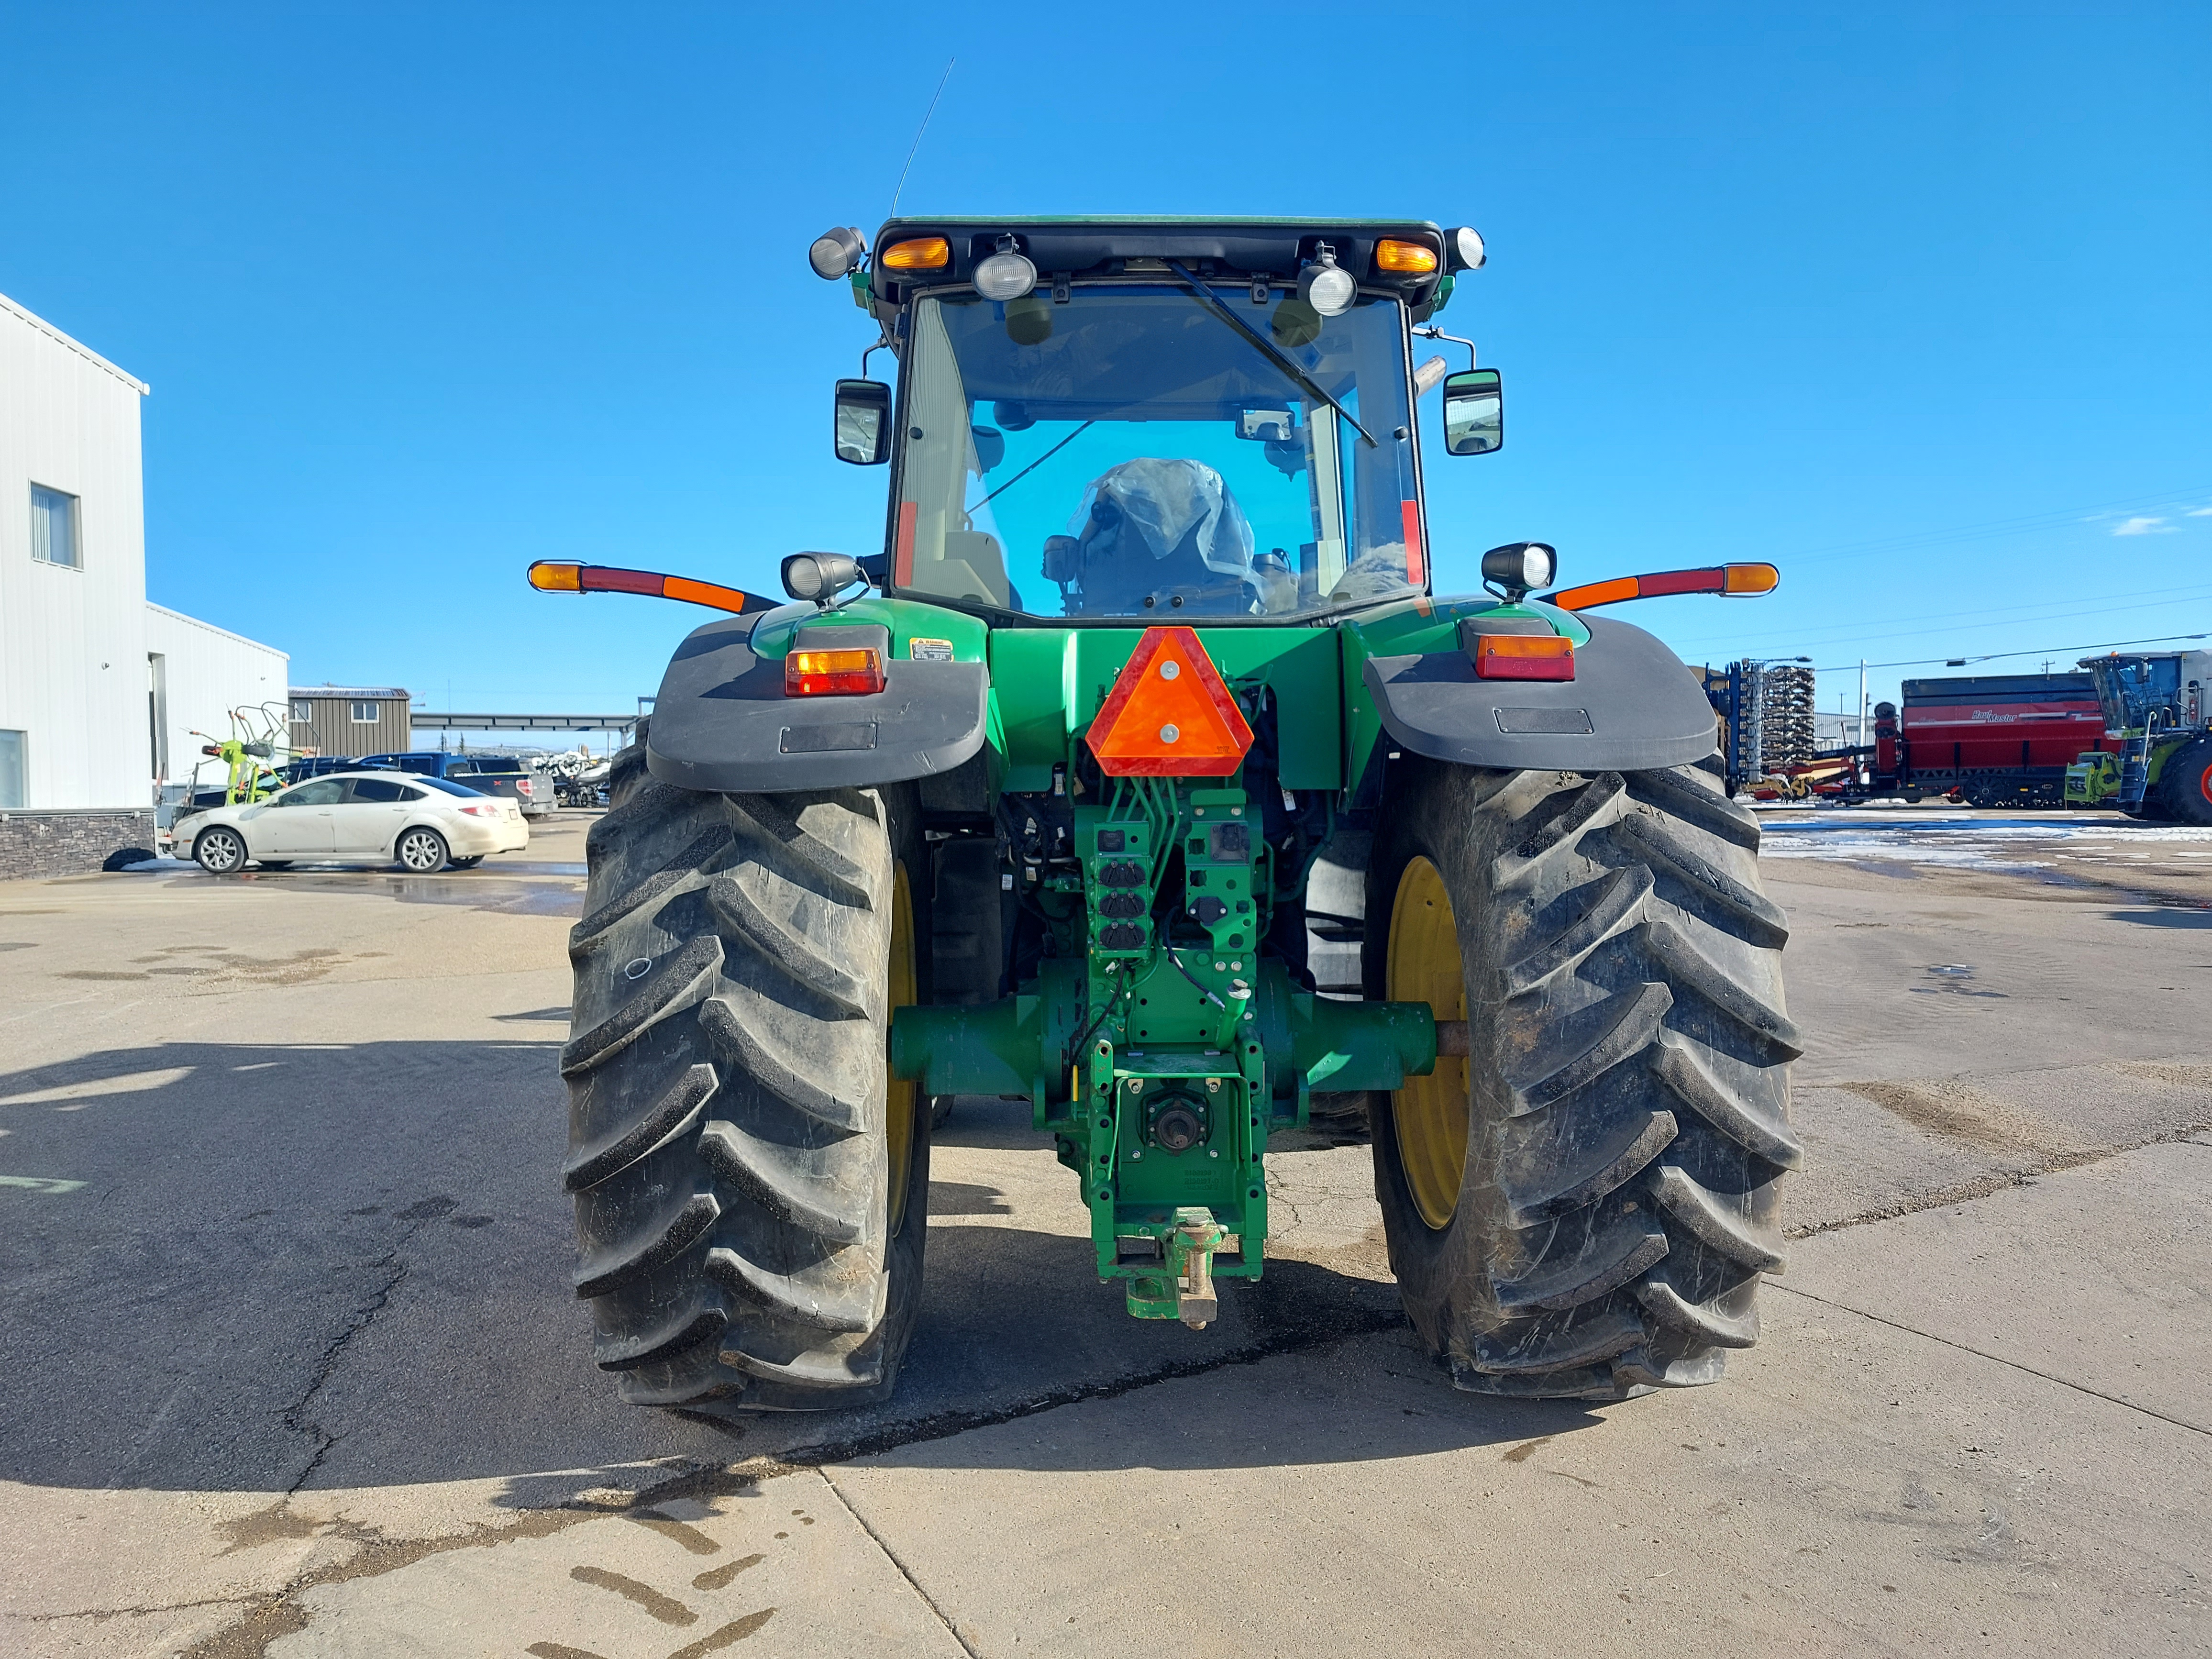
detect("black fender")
[1362,614,1717,774]
[645,613,990,794]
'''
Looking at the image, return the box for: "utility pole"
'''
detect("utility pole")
[1858,659,1869,746]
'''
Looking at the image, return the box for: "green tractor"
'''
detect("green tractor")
[534,217,1800,1413]
[2063,649,2212,822]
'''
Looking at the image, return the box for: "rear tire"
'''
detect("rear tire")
[1365,756,1797,1399]
[562,731,932,1411]
[396,827,450,872]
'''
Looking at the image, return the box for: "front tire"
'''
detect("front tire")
[1366,757,1797,1400]
[194,827,248,874]
[561,735,931,1411]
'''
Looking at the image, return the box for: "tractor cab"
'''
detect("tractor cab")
[2080,650,2211,735]
[824,220,1496,624]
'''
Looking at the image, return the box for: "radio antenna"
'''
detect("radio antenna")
[889,58,955,220]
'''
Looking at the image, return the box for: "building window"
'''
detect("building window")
[30,486,80,569]
[291,701,312,723]
[350,701,379,723]
[0,730,24,808]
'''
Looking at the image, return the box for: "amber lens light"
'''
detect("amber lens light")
[1724,563,1781,595]
[880,237,951,271]
[1374,238,1440,274]
[528,561,582,592]
[786,647,887,697]
[1473,634,1576,682]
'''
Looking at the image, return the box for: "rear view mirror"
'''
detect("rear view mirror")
[1238,408,1294,442]
[834,379,892,465]
[1441,368,1503,456]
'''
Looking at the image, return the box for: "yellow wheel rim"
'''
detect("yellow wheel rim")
[887,863,919,1235]
[1387,856,1470,1230]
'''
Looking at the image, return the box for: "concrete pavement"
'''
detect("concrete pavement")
[1,810,2207,1656]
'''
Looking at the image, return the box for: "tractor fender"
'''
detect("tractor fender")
[1362,614,1717,774]
[645,612,990,793]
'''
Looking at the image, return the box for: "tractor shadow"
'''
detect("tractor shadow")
[0,1040,1595,1499]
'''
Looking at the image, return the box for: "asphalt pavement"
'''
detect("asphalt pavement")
[1,808,2208,1657]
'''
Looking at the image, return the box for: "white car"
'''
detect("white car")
[186,771,530,874]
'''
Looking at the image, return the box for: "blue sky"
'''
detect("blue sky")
[4,3,2206,727]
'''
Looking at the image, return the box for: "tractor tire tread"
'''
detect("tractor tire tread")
[564,733,929,1412]
[1369,753,1793,1402]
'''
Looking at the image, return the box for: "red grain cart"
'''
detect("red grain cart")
[1872,672,2115,806]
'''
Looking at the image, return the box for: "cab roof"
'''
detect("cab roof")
[866,216,1453,314]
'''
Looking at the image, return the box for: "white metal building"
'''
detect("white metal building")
[0,290,288,856]
[146,603,289,796]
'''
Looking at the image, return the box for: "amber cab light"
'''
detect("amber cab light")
[1473,633,1575,682]
[786,647,887,697]
[880,237,951,271]
[1374,238,1440,274]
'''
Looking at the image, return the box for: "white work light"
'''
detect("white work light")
[1296,244,1357,318]
[808,226,866,280]
[974,237,1038,301]
[1447,226,1487,272]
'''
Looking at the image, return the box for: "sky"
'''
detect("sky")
[3,3,2207,731]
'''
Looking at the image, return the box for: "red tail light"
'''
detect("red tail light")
[786,647,887,697]
[1472,634,1576,681]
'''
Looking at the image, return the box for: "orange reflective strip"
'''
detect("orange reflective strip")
[1548,575,1640,611]
[663,575,756,614]
[894,501,918,585]
[1401,499,1425,585]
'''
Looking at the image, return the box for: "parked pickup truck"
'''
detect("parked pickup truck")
[356,751,556,818]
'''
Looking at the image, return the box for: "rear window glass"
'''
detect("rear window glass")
[414,775,486,796]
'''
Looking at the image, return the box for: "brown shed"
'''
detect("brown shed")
[287,686,411,761]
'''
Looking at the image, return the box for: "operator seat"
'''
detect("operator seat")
[1058,458,1255,615]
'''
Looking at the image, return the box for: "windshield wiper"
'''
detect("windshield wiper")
[1163,260,1376,449]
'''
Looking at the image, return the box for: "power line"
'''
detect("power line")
[1809,630,2210,674]
[1665,578,2212,653]
[1764,482,2212,568]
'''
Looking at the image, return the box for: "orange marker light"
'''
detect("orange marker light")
[1473,633,1576,681]
[1374,238,1440,274]
[880,236,951,270]
[1086,627,1254,777]
[786,647,887,697]
[1549,564,1783,611]
[526,561,761,614]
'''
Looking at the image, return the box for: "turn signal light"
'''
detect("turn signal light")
[1723,562,1781,594]
[880,237,951,271]
[1373,238,1440,274]
[1473,634,1576,681]
[526,561,762,614]
[786,647,887,697]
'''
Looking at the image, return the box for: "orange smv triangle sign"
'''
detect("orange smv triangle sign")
[1085,626,1255,778]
